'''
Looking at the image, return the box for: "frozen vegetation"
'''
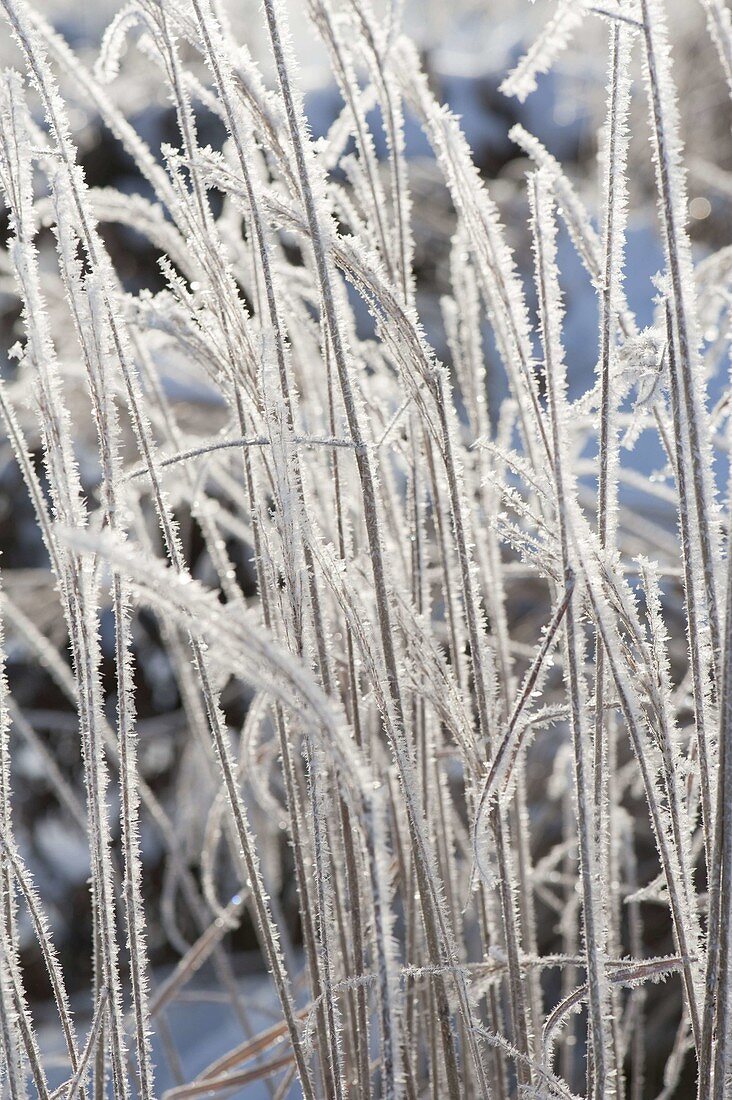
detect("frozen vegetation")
[0,0,730,1097]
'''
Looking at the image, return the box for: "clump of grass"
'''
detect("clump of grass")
[0,0,730,1097]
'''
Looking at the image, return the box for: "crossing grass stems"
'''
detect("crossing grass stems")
[0,0,730,1096]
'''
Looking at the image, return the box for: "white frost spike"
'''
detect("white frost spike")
[500,0,589,103]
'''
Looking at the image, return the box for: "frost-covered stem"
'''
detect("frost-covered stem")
[49,143,156,1100]
[1,957,49,1100]
[413,436,500,1088]
[626,833,645,1100]
[500,0,586,102]
[407,431,457,1094]
[509,122,637,341]
[258,2,467,1093]
[15,23,310,1099]
[472,584,573,830]
[112,578,153,1100]
[398,47,552,474]
[205,34,346,1094]
[0,604,38,1100]
[709,666,732,1095]
[137,1,257,382]
[0,52,129,1100]
[636,560,701,960]
[405,420,431,1091]
[703,455,732,1098]
[187,646,317,1097]
[441,268,523,1085]
[362,793,401,1100]
[306,0,394,283]
[430,373,532,1082]
[531,172,613,1099]
[0,944,25,1100]
[302,752,343,1100]
[462,290,543,1050]
[345,0,412,302]
[559,751,580,1094]
[146,0,210,234]
[64,573,126,1100]
[594,15,630,845]
[1,934,49,1100]
[188,17,345,1089]
[28,8,179,214]
[639,0,721,824]
[324,350,372,1100]
[51,177,154,1098]
[63,17,314,1096]
[235,456,334,1092]
[594,23,631,1087]
[0,22,161,1099]
[0,837,80,1081]
[421,437,508,1091]
[663,297,716,889]
[423,438,469,699]
[0,395,161,1100]
[0,397,116,1099]
[149,3,329,1081]
[234,421,328,1098]
[134,761,265,1049]
[66,988,108,1100]
[579,551,703,1050]
[334,797,370,1099]
[130,337,245,606]
[702,0,732,99]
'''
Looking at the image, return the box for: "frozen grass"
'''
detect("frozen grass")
[0,0,730,1096]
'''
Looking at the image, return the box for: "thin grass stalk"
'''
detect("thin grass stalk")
[343,0,413,303]
[530,170,614,1098]
[577,538,704,1050]
[0,836,81,1084]
[164,8,348,1084]
[594,20,633,1088]
[0,42,129,1100]
[49,168,155,1100]
[257,3,480,1094]
[639,0,721,881]
[0,583,44,1100]
[0,383,265,1089]
[35,69,315,1100]
[704,381,732,1098]
[702,0,732,99]
[623,821,646,1100]
[398,43,552,474]
[420,354,533,1084]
